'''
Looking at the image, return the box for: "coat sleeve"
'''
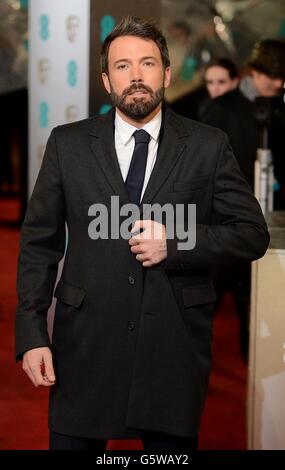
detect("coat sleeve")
[15,128,67,362]
[164,132,270,270]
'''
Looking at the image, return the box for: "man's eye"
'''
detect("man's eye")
[144,61,155,67]
[117,64,128,70]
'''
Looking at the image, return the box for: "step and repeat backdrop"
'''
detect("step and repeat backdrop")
[28,0,90,195]
[28,0,91,340]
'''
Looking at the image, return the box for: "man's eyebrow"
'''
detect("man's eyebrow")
[140,56,157,61]
[113,56,158,65]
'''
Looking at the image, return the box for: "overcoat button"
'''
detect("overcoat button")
[128,275,136,285]
[127,321,135,331]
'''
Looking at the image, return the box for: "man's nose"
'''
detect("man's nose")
[130,64,143,82]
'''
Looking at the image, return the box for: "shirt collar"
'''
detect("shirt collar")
[239,75,259,102]
[115,108,162,145]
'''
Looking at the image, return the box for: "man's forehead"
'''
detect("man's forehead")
[108,36,161,60]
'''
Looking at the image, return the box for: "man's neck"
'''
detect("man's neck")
[116,103,162,128]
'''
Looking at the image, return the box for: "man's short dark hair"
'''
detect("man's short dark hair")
[205,58,239,79]
[248,39,285,79]
[100,16,170,74]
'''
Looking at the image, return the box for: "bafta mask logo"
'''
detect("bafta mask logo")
[38,59,51,85]
[39,102,49,128]
[66,15,80,43]
[39,14,50,41]
[67,61,78,87]
[65,105,79,123]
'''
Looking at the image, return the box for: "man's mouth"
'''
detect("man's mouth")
[128,90,149,96]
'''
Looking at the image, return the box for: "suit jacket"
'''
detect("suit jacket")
[15,103,269,439]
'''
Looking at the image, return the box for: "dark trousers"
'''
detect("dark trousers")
[49,430,199,451]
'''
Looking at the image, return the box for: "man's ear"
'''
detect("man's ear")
[102,73,111,94]
[164,66,171,89]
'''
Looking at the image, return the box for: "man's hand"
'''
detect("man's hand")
[128,220,167,267]
[22,347,56,387]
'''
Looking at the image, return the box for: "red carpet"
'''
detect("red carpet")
[0,199,247,450]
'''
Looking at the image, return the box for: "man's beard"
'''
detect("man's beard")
[109,81,165,120]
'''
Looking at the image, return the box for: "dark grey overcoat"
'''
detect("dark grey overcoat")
[15,104,269,439]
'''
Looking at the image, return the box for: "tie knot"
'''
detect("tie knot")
[133,129,150,145]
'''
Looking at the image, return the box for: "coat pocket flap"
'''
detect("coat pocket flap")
[54,280,86,308]
[182,283,217,307]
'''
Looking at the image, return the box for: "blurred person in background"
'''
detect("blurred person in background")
[240,39,285,210]
[199,58,258,361]
[240,39,285,100]
[199,41,285,358]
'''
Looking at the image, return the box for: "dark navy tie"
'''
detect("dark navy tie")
[125,129,150,206]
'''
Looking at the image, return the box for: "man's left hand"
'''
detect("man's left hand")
[128,220,167,267]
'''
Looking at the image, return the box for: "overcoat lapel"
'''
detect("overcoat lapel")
[88,107,130,205]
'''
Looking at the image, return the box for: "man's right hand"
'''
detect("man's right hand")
[22,347,56,387]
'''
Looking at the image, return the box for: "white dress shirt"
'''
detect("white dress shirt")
[114,108,162,202]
